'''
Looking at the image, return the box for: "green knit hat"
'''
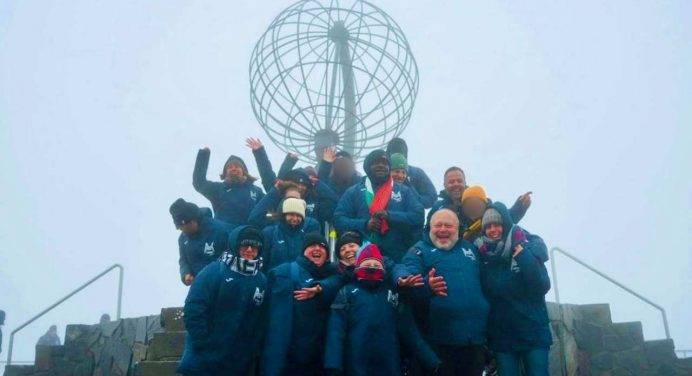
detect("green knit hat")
[390,153,408,171]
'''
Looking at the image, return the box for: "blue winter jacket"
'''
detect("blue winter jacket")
[407,165,437,209]
[177,208,230,281]
[316,159,362,199]
[477,202,552,352]
[193,149,265,227]
[178,226,268,375]
[261,217,320,271]
[333,178,424,262]
[248,183,338,229]
[324,281,440,375]
[261,256,340,376]
[395,234,490,346]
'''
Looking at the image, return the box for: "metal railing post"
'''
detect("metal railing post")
[6,263,124,366]
[550,247,670,339]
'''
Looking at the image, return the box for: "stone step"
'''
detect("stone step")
[611,321,644,343]
[134,360,180,376]
[160,307,185,332]
[146,331,186,361]
[577,303,612,325]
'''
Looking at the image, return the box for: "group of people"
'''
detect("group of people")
[169,137,551,376]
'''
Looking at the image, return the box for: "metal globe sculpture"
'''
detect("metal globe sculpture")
[250,0,419,162]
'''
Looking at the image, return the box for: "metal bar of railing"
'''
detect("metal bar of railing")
[550,247,670,339]
[6,264,124,366]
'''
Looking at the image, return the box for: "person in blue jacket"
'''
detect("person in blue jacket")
[169,198,230,286]
[474,202,551,376]
[317,148,361,199]
[324,243,440,376]
[249,168,338,229]
[192,147,265,227]
[177,225,267,375]
[262,233,341,376]
[427,167,532,229]
[333,149,424,262]
[394,208,490,376]
[246,137,301,193]
[261,197,321,271]
[386,137,437,209]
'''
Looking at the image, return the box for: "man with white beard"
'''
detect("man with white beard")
[395,209,490,376]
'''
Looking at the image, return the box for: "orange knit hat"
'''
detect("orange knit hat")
[461,185,488,204]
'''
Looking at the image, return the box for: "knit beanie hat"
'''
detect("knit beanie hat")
[169,198,200,227]
[386,137,408,158]
[281,197,306,218]
[461,185,488,204]
[285,168,311,187]
[303,232,329,252]
[389,153,408,171]
[356,243,383,266]
[482,208,503,229]
[236,226,264,253]
[336,231,362,252]
[363,149,389,176]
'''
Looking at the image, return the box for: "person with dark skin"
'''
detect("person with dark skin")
[192,147,265,228]
[170,198,230,286]
[334,149,424,262]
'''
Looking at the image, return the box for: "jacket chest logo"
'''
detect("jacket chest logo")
[204,242,215,255]
[250,191,258,201]
[391,191,402,202]
[462,247,476,261]
[306,203,315,213]
[225,277,234,283]
[387,290,399,308]
[253,287,265,306]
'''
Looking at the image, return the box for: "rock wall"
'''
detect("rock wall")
[5,315,161,376]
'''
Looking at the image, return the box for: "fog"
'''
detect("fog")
[1,0,690,368]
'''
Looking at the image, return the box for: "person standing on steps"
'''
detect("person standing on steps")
[170,198,230,286]
[178,225,268,375]
[386,137,438,209]
[36,325,61,347]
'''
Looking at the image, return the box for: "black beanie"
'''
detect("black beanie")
[363,149,389,177]
[235,226,264,255]
[335,150,353,160]
[386,137,408,158]
[336,231,362,252]
[169,198,200,227]
[303,232,329,252]
[285,168,311,187]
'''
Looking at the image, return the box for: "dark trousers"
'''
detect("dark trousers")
[495,348,549,376]
[434,344,486,376]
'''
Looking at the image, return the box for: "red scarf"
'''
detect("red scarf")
[366,177,393,234]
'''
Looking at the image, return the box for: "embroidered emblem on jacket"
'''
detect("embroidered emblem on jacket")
[253,287,265,305]
[204,242,215,255]
[387,290,399,307]
[391,191,402,202]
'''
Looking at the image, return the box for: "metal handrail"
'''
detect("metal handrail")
[6,263,124,366]
[550,247,670,339]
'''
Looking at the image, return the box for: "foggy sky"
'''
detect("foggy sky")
[1,0,690,366]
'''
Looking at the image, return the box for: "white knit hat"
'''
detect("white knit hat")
[281,197,306,218]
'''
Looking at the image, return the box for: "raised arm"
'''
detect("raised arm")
[247,138,278,193]
[192,148,217,200]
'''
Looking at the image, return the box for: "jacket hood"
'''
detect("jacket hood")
[362,149,389,182]
[485,201,514,243]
